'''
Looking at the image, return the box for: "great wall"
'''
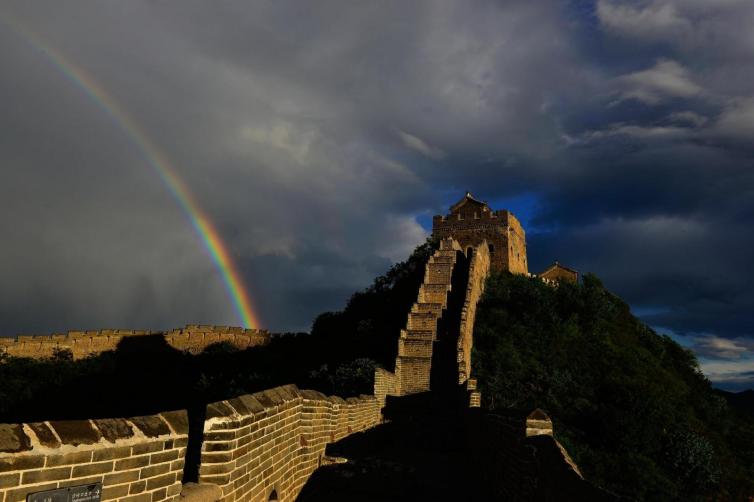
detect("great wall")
[1,193,597,502]
[0,326,270,360]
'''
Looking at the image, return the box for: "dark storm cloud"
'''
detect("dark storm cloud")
[0,1,752,386]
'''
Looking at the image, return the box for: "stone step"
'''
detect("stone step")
[429,255,455,264]
[434,249,458,258]
[417,284,450,305]
[399,329,434,340]
[406,312,438,331]
[398,338,433,358]
[411,302,443,315]
[425,263,453,284]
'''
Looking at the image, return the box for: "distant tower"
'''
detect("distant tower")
[432,192,528,274]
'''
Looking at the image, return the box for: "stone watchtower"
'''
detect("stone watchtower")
[432,192,528,274]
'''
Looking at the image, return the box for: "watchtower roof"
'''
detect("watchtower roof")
[540,262,578,276]
[449,192,490,213]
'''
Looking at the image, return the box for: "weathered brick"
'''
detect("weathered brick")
[140,463,169,479]
[205,402,235,420]
[166,483,182,497]
[0,424,31,454]
[198,463,233,476]
[114,455,151,471]
[92,445,132,462]
[129,416,170,438]
[46,450,93,467]
[202,441,235,452]
[92,418,134,443]
[27,423,60,449]
[49,420,101,446]
[104,469,140,484]
[71,461,113,477]
[132,442,163,455]
[63,475,104,485]
[21,466,71,484]
[201,451,233,464]
[0,455,45,473]
[129,480,147,494]
[146,472,176,491]
[203,431,235,442]
[151,487,168,501]
[159,411,189,435]
[149,449,178,465]
[101,483,130,499]
[0,472,20,489]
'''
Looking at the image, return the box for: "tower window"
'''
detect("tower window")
[488,244,495,254]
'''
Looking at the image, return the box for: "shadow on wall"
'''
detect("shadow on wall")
[0,329,375,483]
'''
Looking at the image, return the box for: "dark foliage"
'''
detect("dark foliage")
[0,238,437,425]
[310,237,437,368]
[472,272,754,501]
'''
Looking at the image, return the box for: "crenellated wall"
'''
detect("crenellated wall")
[0,325,270,360]
[0,411,188,502]
[456,242,491,386]
[377,238,463,398]
[197,384,380,502]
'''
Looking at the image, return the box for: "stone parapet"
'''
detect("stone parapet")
[456,242,491,385]
[0,326,270,360]
[0,411,189,502]
[197,385,380,502]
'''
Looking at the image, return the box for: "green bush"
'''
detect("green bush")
[472,272,754,500]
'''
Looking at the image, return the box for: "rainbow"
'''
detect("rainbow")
[1,15,261,329]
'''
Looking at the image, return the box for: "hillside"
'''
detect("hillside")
[1,240,752,500]
[472,272,754,501]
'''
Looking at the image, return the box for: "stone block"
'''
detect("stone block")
[150,449,179,465]
[115,455,151,470]
[0,472,20,489]
[132,442,164,455]
[130,416,170,438]
[93,418,134,443]
[146,472,176,491]
[0,455,45,473]
[102,483,131,499]
[21,466,72,484]
[27,422,60,449]
[140,463,170,479]
[46,451,94,467]
[104,469,141,485]
[160,410,189,435]
[129,480,147,494]
[0,424,31,453]
[71,461,113,477]
[49,420,101,446]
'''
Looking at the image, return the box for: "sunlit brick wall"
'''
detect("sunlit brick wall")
[0,411,188,502]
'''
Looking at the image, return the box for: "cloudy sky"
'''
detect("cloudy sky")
[1,1,752,390]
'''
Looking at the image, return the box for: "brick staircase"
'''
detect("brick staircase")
[393,238,462,396]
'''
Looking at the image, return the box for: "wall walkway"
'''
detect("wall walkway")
[0,326,269,360]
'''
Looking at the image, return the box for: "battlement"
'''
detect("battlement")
[432,208,511,224]
[0,325,271,360]
[432,192,528,274]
